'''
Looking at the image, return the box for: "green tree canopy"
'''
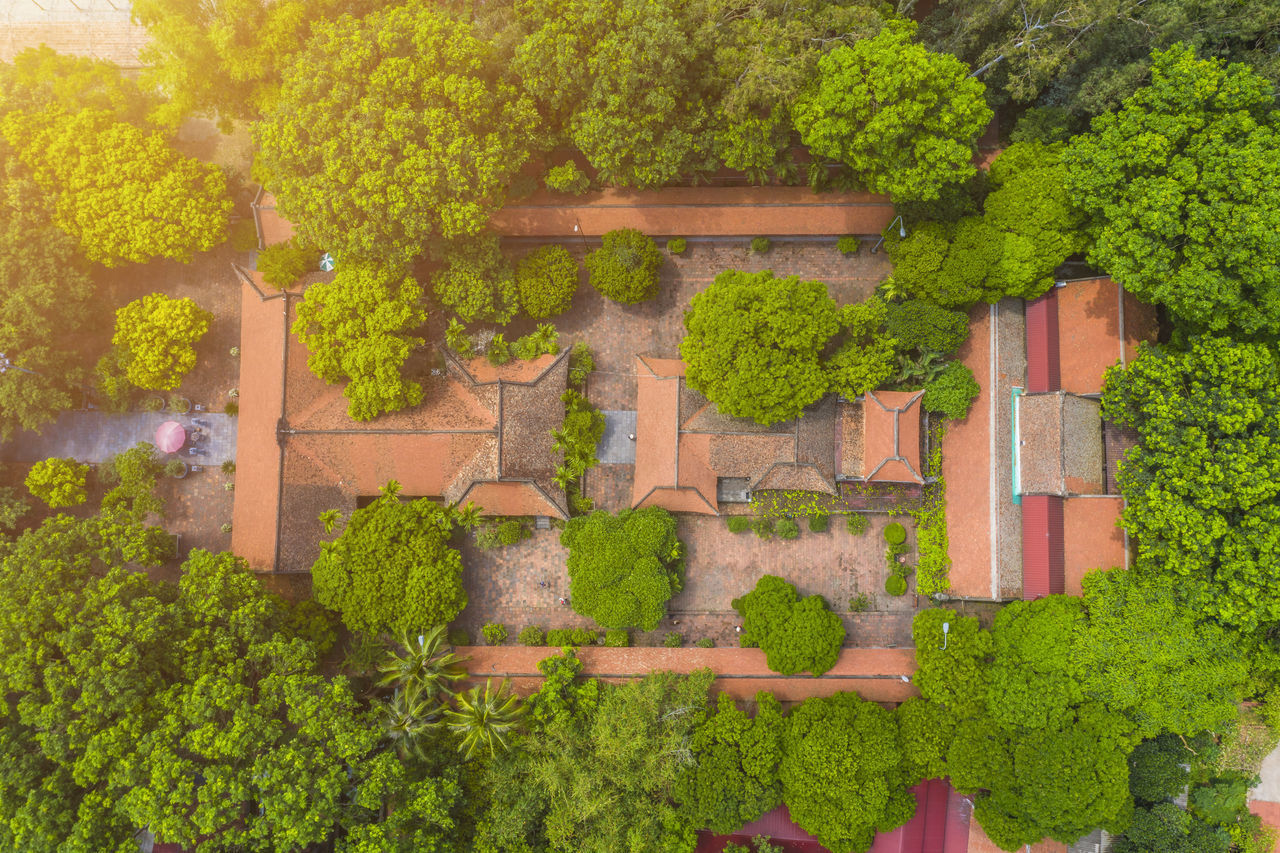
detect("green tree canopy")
[884,299,970,356]
[674,691,785,833]
[780,691,915,853]
[131,0,376,126]
[1074,569,1248,740]
[0,174,93,441]
[24,458,88,509]
[1102,336,1280,634]
[112,293,212,391]
[733,575,846,676]
[311,490,467,635]
[681,269,840,425]
[291,264,427,421]
[429,233,519,325]
[791,20,992,201]
[1064,44,1280,337]
[561,506,684,631]
[255,2,538,263]
[515,244,579,319]
[584,228,663,304]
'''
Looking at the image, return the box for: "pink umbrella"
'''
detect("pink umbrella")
[155,421,186,454]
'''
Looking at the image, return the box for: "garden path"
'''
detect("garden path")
[4,412,235,465]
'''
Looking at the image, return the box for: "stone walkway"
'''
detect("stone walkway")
[3,412,236,465]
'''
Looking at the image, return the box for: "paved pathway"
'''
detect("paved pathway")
[3,412,236,465]
[458,645,919,705]
[1,0,149,66]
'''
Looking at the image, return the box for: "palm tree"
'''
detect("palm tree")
[444,679,527,761]
[380,479,403,499]
[450,501,482,530]
[381,684,443,760]
[377,625,468,700]
[318,508,342,534]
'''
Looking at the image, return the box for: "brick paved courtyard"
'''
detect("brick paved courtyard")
[454,509,925,649]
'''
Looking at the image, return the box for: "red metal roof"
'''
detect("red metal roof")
[1025,289,1060,393]
[1022,494,1065,599]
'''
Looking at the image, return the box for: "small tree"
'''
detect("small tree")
[258,237,319,289]
[516,244,579,319]
[430,233,520,325]
[922,362,980,419]
[734,575,845,676]
[112,294,213,391]
[25,457,89,508]
[561,507,684,631]
[585,228,663,304]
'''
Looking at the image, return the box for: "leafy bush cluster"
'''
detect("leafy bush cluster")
[515,245,579,319]
[733,575,846,676]
[482,623,508,645]
[544,161,590,194]
[512,323,561,361]
[562,507,684,631]
[567,341,594,389]
[24,457,89,508]
[431,233,520,325]
[922,361,980,419]
[553,389,605,491]
[112,293,213,391]
[257,237,319,289]
[585,228,663,304]
[910,439,951,596]
[605,629,630,647]
[546,628,599,647]
[727,516,752,533]
[667,237,687,254]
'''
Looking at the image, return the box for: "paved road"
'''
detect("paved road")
[2,411,236,465]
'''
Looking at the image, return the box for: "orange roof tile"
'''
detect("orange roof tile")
[1063,497,1127,596]
[863,391,924,484]
[1057,277,1158,395]
[458,481,565,517]
[632,357,682,507]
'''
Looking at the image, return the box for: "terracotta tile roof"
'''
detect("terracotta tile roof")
[862,391,925,484]
[231,280,570,572]
[631,356,839,513]
[1063,496,1127,595]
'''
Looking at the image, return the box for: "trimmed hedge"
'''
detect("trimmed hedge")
[776,518,800,539]
[667,237,687,254]
[808,513,829,532]
[516,244,579,319]
[585,228,662,304]
[482,623,508,645]
[884,522,907,545]
[885,574,908,596]
[546,628,598,646]
[837,235,861,255]
[727,516,752,533]
[750,236,771,254]
[847,513,868,535]
[605,629,630,647]
[664,631,684,648]
[518,625,545,646]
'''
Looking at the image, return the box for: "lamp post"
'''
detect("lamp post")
[572,217,589,252]
[940,621,950,650]
[869,215,907,254]
[0,352,37,376]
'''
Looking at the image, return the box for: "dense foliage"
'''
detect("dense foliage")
[255,2,537,263]
[258,237,319,289]
[1102,336,1280,634]
[792,21,992,201]
[515,244,579,319]
[584,228,663,304]
[561,507,684,631]
[24,457,88,508]
[734,575,846,676]
[430,233,520,325]
[922,361,980,419]
[1065,45,1280,337]
[111,293,212,391]
[0,177,92,440]
[291,264,427,421]
[780,692,915,852]
[311,489,467,635]
[884,299,970,356]
[682,270,893,425]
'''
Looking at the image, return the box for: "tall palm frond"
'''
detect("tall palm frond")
[376,625,469,700]
[444,679,527,761]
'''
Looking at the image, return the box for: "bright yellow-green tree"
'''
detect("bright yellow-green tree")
[112,294,213,391]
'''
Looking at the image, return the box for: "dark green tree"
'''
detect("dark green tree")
[1064,44,1280,337]
[516,244,579,319]
[430,233,520,325]
[561,507,684,631]
[884,300,970,356]
[584,228,663,304]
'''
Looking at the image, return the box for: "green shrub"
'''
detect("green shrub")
[562,506,683,630]
[752,517,774,539]
[432,233,519,325]
[482,623,508,645]
[776,518,800,539]
[585,228,662,304]
[164,459,186,478]
[518,625,545,646]
[808,513,829,533]
[141,396,165,412]
[258,237,318,289]
[696,637,715,648]
[513,323,561,361]
[667,237,687,254]
[547,628,598,646]
[445,317,475,358]
[25,457,89,508]
[849,593,871,612]
[727,516,752,533]
[230,217,259,252]
[885,574,908,596]
[221,461,236,474]
[447,627,471,647]
[664,631,683,648]
[736,575,845,675]
[846,513,868,535]
[605,629,630,647]
[545,161,590,194]
[168,395,190,413]
[750,236,771,254]
[923,361,981,419]
[837,235,861,255]
[224,401,239,416]
[497,519,528,546]
[516,245,579,319]
[884,522,907,545]
[886,300,971,357]
[554,389,605,488]
[486,332,512,365]
[568,342,594,389]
